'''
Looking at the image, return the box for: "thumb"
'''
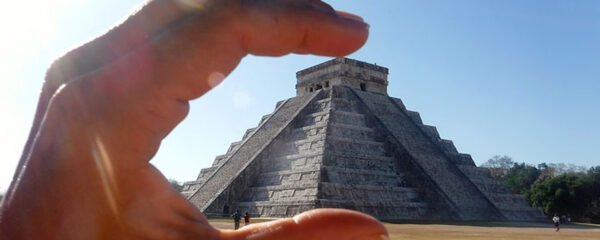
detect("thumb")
[219,209,389,240]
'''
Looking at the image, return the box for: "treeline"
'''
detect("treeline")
[481,155,600,223]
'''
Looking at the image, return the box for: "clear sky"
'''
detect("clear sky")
[1,0,599,193]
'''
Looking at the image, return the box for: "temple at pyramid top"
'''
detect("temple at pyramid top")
[296,58,389,96]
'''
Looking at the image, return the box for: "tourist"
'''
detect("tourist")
[0,1,387,239]
[232,210,242,230]
[244,212,251,226]
[553,214,561,232]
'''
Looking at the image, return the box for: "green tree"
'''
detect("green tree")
[583,166,600,222]
[504,162,540,194]
[527,174,595,218]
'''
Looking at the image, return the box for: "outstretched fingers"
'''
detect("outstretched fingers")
[219,209,388,240]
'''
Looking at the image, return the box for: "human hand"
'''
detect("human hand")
[0,0,384,239]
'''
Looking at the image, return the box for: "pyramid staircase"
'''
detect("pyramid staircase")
[182,58,545,221]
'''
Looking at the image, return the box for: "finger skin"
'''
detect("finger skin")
[0,0,370,239]
[221,209,388,240]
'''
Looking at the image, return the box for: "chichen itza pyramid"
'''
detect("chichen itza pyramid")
[181,58,545,221]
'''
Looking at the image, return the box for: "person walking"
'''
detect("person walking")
[232,210,241,230]
[552,214,560,232]
[244,212,251,227]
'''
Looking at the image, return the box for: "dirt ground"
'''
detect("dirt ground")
[381,221,600,240]
[210,219,600,240]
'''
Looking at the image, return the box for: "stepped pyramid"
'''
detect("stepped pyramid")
[181,58,545,221]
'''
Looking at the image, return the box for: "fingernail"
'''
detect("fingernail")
[336,11,369,30]
[337,11,364,22]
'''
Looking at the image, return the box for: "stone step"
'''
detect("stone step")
[468,178,511,194]
[447,153,476,166]
[326,136,387,156]
[288,136,326,154]
[290,123,328,140]
[326,151,394,162]
[261,167,321,176]
[457,165,493,179]
[235,199,429,216]
[437,139,458,154]
[309,98,331,112]
[234,200,318,217]
[321,183,420,202]
[421,124,440,140]
[318,199,428,209]
[265,152,323,172]
[328,136,385,146]
[243,184,427,203]
[272,152,322,161]
[329,123,377,141]
[330,110,367,126]
[249,182,320,191]
[300,110,329,127]
[265,137,326,158]
[487,193,533,210]
[324,166,400,178]
[321,182,417,193]
[497,208,547,221]
[196,166,217,180]
[211,154,228,167]
[275,100,286,109]
[316,98,332,104]
[226,141,242,154]
[260,114,272,124]
[243,127,257,140]
[255,169,321,187]
[322,153,396,172]
[400,110,467,160]
[181,180,203,198]
[329,97,357,112]
[237,199,428,209]
[241,186,319,202]
[324,166,403,187]
[391,97,407,111]
[406,110,423,125]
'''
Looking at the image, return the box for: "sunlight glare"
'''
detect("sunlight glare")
[92,136,122,225]
[208,71,225,88]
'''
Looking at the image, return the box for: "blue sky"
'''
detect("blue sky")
[1,0,599,192]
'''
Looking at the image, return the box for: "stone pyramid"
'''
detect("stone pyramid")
[181,58,545,221]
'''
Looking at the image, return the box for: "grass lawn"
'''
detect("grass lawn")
[209,219,600,240]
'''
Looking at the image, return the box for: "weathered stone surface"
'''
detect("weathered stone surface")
[183,58,544,221]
